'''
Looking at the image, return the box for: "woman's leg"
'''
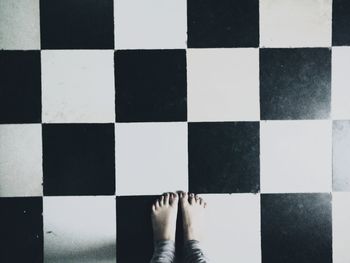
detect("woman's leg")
[150,240,176,263]
[184,240,209,263]
[150,193,178,263]
[179,192,210,263]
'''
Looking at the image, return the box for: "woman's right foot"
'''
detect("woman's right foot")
[179,191,207,242]
[151,192,178,243]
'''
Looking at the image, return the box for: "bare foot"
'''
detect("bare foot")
[151,192,178,242]
[179,192,207,242]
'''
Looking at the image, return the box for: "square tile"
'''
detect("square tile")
[40,0,114,49]
[115,122,188,195]
[260,48,331,120]
[43,196,116,263]
[261,193,332,263]
[332,47,350,119]
[116,196,156,263]
[115,50,187,122]
[42,50,115,123]
[188,122,260,194]
[43,124,115,196]
[333,120,350,191]
[201,194,261,263]
[187,0,259,48]
[260,0,331,47]
[332,0,350,46]
[0,0,40,49]
[333,192,350,263]
[260,120,332,193]
[187,48,260,122]
[0,124,43,197]
[0,51,41,124]
[0,197,43,262]
[114,0,187,49]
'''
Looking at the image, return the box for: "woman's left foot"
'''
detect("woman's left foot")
[151,192,178,242]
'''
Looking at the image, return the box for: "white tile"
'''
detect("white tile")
[260,120,332,193]
[187,48,260,122]
[0,0,40,49]
[332,47,350,119]
[333,192,350,263]
[43,196,116,263]
[115,0,187,49]
[41,50,115,123]
[199,194,261,263]
[0,124,42,197]
[333,120,350,191]
[115,122,188,195]
[260,0,332,47]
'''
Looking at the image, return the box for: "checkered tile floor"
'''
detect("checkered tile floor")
[1,0,350,262]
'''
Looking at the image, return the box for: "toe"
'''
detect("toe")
[152,204,156,213]
[195,194,200,203]
[199,197,203,205]
[184,192,189,202]
[170,192,178,206]
[155,199,160,209]
[179,191,189,206]
[179,191,186,200]
[160,196,164,206]
[164,193,170,205]
[189,193,195,204]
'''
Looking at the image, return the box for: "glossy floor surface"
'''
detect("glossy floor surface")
[1,0,350,262]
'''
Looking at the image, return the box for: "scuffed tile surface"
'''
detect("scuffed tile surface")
[43,196,116,263]
[261,193,332,263]
[260,120,332,193]
[0,0,41,49]
[41,50,115,123]
[188,122,260,194]
[115,122,188,196]
[0,124,43,197]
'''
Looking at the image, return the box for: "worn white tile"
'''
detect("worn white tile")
[333,120,350,191]
[115,0,187,49]
[260,0,332,47]
[0,0,40,49]
[43,196,116,263]
[115,122,188,195]
[0,124,42,197]
[41,50,115,123]
[187,48,260,122]
[333,192,350,263]
[199,194,261,263]
[332,47,350,120]
[260,120,332,193]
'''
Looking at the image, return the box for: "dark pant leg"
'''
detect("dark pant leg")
[150,240,176,263]
[183,240,209,263]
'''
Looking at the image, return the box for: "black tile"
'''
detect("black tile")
[116,196,158,263]
[187,0,259,48]
[0,197,43,263]
[260,48,331,120]
[0,51,41,124]
[40,0,114,49]
[333,120,350,191]
[115,50,187,122]
[261,193,332,263]
[188,122,260,194]
[117,196,185,263]
[333,0,350,46]
[43,124,115,196]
